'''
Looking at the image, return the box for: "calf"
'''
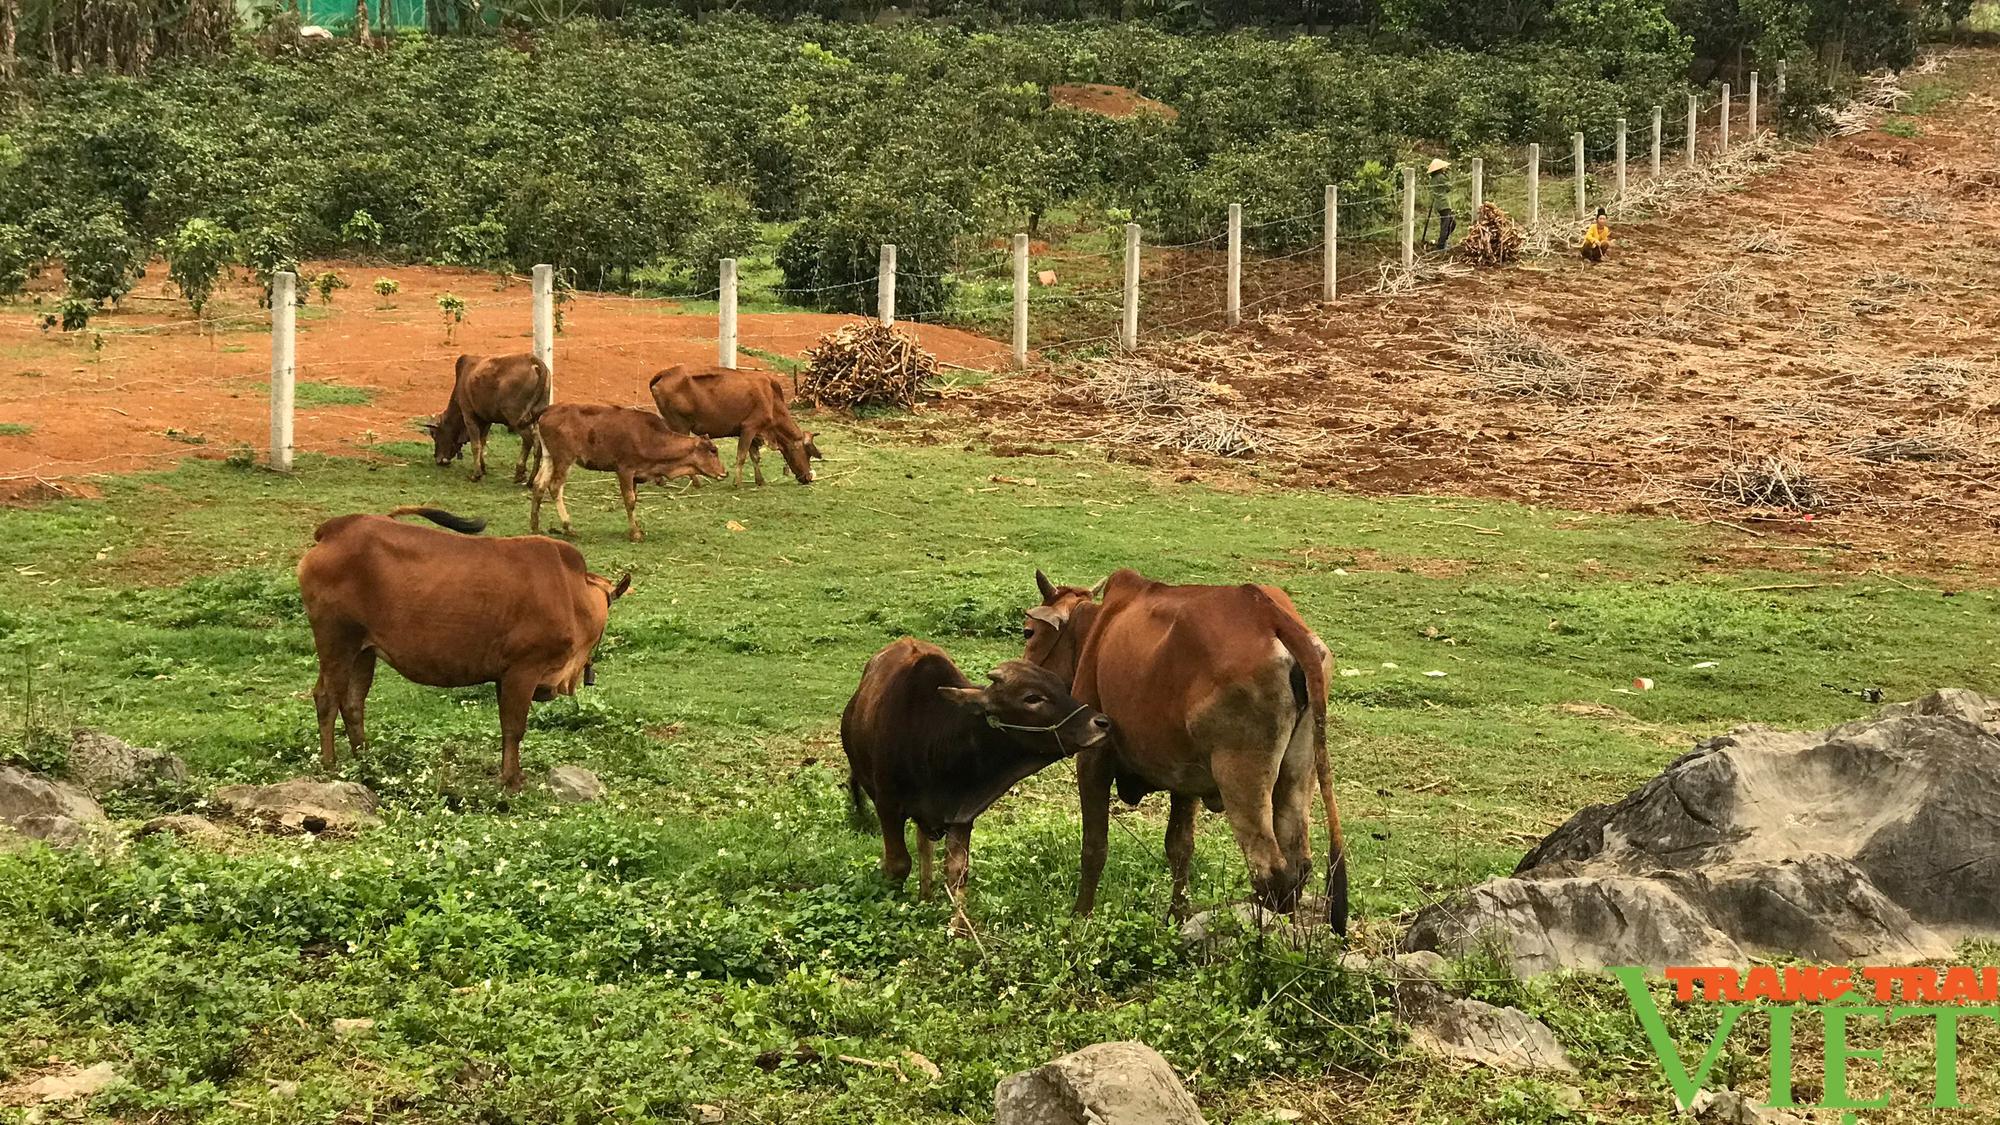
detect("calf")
[529,402,727,541]
[297,506,630,792]
[647,365,822,485]
[840,638,1112,909]
[425,353,552,484]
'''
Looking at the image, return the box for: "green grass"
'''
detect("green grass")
[252,380,374,407]
[0,422,30,436]
[0,418,1995,1123]
[1881,116,1921,137]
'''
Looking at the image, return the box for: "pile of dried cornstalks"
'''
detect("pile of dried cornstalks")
[800,322,939,411]
[1456,203,1524,267]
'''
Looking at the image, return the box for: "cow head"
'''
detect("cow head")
[938,660,1111,758]
[1022,569,1107,684]
[423,413,469,466]
[780,432,818,485]
[639,435,728,484]
[572,572,632,691]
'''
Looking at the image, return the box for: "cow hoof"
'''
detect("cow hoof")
[628,532,644,543]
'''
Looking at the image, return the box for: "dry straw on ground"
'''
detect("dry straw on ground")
[1455,311,1615,400]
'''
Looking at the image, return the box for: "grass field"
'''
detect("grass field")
[2,412,1996,1122]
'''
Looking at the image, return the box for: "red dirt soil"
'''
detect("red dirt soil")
[979,50,2000,576]
[1049,83,1179,121]
[0,264,1008,495]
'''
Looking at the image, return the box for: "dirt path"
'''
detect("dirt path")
[978,50,2000,575]
[0,263,1007,499]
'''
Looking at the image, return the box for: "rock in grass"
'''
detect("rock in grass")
[546,765,605,804]
[211,779,381,834]
[136,814,231,846]
[994,1041,1206,1125]
[66,729,189,795]
[1405,997,1576,1074]
[13,1061,120,1104]
[0,764,108,847]
[1688,1089,1806,1124]
[331,1017,376,1037]
[1177,902,1291,947]
[1404,690,2000,974]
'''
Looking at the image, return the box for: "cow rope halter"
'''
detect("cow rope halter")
[985,705,1091,754]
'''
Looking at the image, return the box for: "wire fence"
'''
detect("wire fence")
[0,76,1789,485]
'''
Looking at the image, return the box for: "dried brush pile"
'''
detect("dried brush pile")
[800,322,939,411]
[1456,312,1614,400]
[1081,358,1235,413]
[1061,347,1285,458]
[1457,203,1524,267]
[1710,453,1833,511]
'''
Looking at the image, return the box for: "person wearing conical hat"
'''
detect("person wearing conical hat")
[1425,158,1457,252]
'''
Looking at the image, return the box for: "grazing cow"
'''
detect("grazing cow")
[840,638,1112,906]
[1023,569,1348,933]
[529,403,727,542]
[425,353,552,484]
[297,506,631,792]
[647,365,822,486]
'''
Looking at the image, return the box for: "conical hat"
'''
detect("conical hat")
[1427,158,1452,174]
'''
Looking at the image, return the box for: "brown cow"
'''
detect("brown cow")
[425,353,552,484]
[1023,569,1347,933]
[297,506,631,792]
[647,365,821,486]
[528,403,727,542]
[841,638,1111,908]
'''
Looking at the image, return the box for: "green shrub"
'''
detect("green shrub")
[240,225,302,308]
[340,209,385,249]
[0,224,45,296]
[313,270,349,304]
[164,218,236,318]
[58,211,144,306]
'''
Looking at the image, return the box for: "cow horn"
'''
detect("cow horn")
[1035,569,1057,601]
[1088,575,1110,600]
[611,572,632,599]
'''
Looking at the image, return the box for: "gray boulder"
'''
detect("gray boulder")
[211,779,382,833]
[67,730,190,795]
[1405,691,1997,974]
[546,765,606,804]
[0,764,108,847]
[136,815,232,847]
[994,1041,1206,1125]
[1405,997,1576,1073]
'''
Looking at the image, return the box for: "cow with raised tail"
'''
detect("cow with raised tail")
[1023,568,1348,934]
[841,638,1112,911]
[297,506,630,792]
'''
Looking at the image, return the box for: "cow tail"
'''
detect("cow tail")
[386,506,487,535]
[1268,606,1347,939]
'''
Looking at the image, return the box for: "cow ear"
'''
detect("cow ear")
[1035,569,1057,602]
[420,421,438,434]
[1026,605,1065,629]
[936,685,987,715]
[611,572,632,600]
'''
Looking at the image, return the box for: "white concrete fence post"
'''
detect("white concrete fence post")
[269,271,296,472]
[1687,94,1699,168]
[1651,105,1663,178]
[1120,223,1140,352]
[1749,70,1759,136]
[1572,132,1586,217]
[1011,233,1029,368]
[531,263,554,394]
[1400,165,1416,271]
[1777,60,1786,107]
[877,243,896,327]
[1471,157,1484,215]
[1527,142,1541,226]
[1322,184,1337,303]
[1615,118,1627,202]
[1720,83,1731,153]
[1226,202,1242,327]
[717,258,737,370]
